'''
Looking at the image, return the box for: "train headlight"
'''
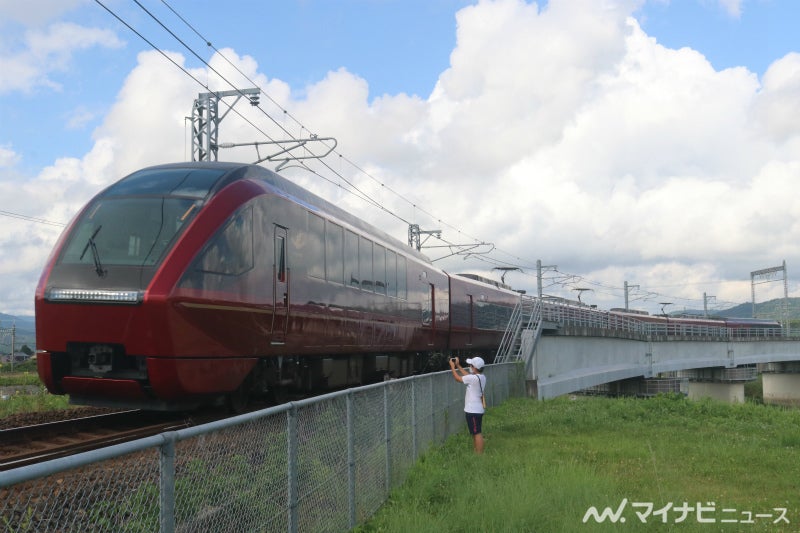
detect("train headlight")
[47,288,142,304]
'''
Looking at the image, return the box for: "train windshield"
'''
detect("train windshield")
[58,197,201,267]
[103,167,225,198]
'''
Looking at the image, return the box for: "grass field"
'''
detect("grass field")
[356,394,800,532]
[0,359,71,416]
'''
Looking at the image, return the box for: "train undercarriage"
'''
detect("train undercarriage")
[39,347,469,412]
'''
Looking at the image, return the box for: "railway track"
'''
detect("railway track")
[0,410,194,471]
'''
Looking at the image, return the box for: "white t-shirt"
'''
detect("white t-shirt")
[462,373,486,414]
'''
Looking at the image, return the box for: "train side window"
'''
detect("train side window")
[360,236,373,291]
[397,255,407,300]
[373,244,386,295]
[422,284,432,325]
[193,206,254,276]
[326,222,344,284]
[276,233,286,282]
[345,229,359,287]
[307,212,325,279]
[386,249,397,297]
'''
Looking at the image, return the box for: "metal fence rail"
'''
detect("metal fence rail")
[1,363,524,533]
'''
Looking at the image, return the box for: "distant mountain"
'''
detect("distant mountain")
[0,313,36,353]
[677,297,800,320]
[0,313,35,330]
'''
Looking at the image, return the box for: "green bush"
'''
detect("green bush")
[0,359,38,374]
[0,387,70,417]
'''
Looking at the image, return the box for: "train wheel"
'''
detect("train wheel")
[268,385,289,406]
[226,388,247,413]
[226,374,253,414]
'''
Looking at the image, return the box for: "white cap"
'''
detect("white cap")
[466,357,485,370]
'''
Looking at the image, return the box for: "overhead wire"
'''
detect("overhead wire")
[0,210,65,227]
[152,0,405,221]
[123,1,285,150]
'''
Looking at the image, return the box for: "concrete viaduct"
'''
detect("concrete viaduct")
[495,296,800,405]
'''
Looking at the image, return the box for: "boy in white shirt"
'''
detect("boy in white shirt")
[448,355,486,454]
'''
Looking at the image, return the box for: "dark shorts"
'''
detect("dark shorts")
[465,412,483,435]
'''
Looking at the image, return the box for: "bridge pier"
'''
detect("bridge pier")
[687,382,744,403]
[525,380,538,399]
[679,366,757,404]
[762,363,800,407]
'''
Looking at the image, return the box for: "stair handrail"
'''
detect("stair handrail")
[495,294,543,363]
[495,296,524,363]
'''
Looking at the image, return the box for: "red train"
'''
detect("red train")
[35,162,520,410]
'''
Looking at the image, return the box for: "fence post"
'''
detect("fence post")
[347,391,356,528]
[411,378,417,461]
[384,384,391,496]
[287,405,299,533]
[159,432,177,533]
[490,367,495,407]
[447,372,454,438]
[430,376,435,445]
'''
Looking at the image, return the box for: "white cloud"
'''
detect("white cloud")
[753,52,800,143]
[0,145,20,167]
[0,0,89,27]
[0,21,124,94]
[65,106,97,130]
[718,0,743,18]
[91,50,196,177]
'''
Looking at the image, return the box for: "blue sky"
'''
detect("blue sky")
[1,0,799,316]
[639,0,798,75]
[1,0,476,174]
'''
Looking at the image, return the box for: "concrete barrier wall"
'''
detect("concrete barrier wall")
[529,332,800,399]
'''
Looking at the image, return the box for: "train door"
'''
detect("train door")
[271,225,289,345]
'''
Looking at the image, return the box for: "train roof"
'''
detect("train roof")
[106,161,432,263]
[454,273,513,290]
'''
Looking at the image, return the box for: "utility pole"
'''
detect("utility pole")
[407,224,441,251]
[536,260,557,298]
[624,281,639,311]
[703,293,715,318]
[750,261,789,335]
[10,323,15,372]
[786,261,791,337]
[191,88,260,162]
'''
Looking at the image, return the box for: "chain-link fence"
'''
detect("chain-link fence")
[1,362,524,532]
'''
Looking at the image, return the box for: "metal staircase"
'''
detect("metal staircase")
[495,295,543,368]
